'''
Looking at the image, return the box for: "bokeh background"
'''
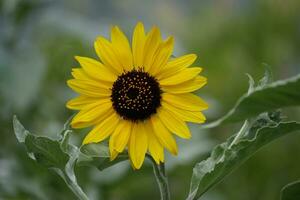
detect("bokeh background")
[1,0,300,199]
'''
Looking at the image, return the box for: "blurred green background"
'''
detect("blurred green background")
[1,0,300,199]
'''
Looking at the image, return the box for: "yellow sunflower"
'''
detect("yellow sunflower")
[66,22,208,169]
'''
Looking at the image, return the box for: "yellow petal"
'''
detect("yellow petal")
[129,122,148,169]
[71,101,112,128]
[145,121,164,164]
[150,115,178,155]
[111,26,133,71]
[157,108,191,139]
[143,26,161,72]
[72,108,114,129]
[162,93,208,111]
[66,96,100,110]
[82,111,120,144]
[149,36,174,75]
[109,149,119,161]
[157,54,197,80]
[159,67,202,86]
[72,68,112,88]
[74,56,117,82]
[108,130,120,161]
[71,68,89,80]
[132,22,146,68]
[67,79,111,97]
[161,76,207,94]
[94,36,123,74]
[71,69,112,89]
[162,101,206,124]
[110,119,132,152]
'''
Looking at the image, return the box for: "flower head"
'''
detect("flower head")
[67,22,208,169]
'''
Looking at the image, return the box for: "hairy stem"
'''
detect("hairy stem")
[148,155,171,200]
[62,171,89,200]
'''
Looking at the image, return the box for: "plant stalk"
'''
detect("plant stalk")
[148,155,171,200]
[62,171,90,200]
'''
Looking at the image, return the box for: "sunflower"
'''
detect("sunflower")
[66,22,208,169]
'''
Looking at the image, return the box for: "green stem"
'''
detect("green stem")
[62,171,89,200]
[148,155,171,200]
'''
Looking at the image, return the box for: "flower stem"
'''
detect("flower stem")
[148,155,171,200]
[62,171,90,200]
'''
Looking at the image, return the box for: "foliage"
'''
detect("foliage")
[13,69,300,200]
[3,1,300,199]
[187,120,300,200]
[281,180,300,200]
[204,72,300,128]
[13,115,128,200]
[187,71,300,199]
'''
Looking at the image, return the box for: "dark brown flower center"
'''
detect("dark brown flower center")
[111,69,161,121]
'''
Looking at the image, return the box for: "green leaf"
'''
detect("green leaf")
[245,73,255,94]
[281,180,300,200]
[257,64,273,88]
[204,73,300,128]
[78,143,128,171]
[13,116,89,200]
[25,134,69,169]
[186,121,300,200]
[13,115,29,143]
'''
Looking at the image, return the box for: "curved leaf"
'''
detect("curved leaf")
[25,134,69,169]
[13,115,29,143]
[204,74,300,128]
[281,180,300,200]
[78,143,128,171]
[13,116,89,200]
[186,121,300,200]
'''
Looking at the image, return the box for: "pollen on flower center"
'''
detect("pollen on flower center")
[111,68,162,121]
